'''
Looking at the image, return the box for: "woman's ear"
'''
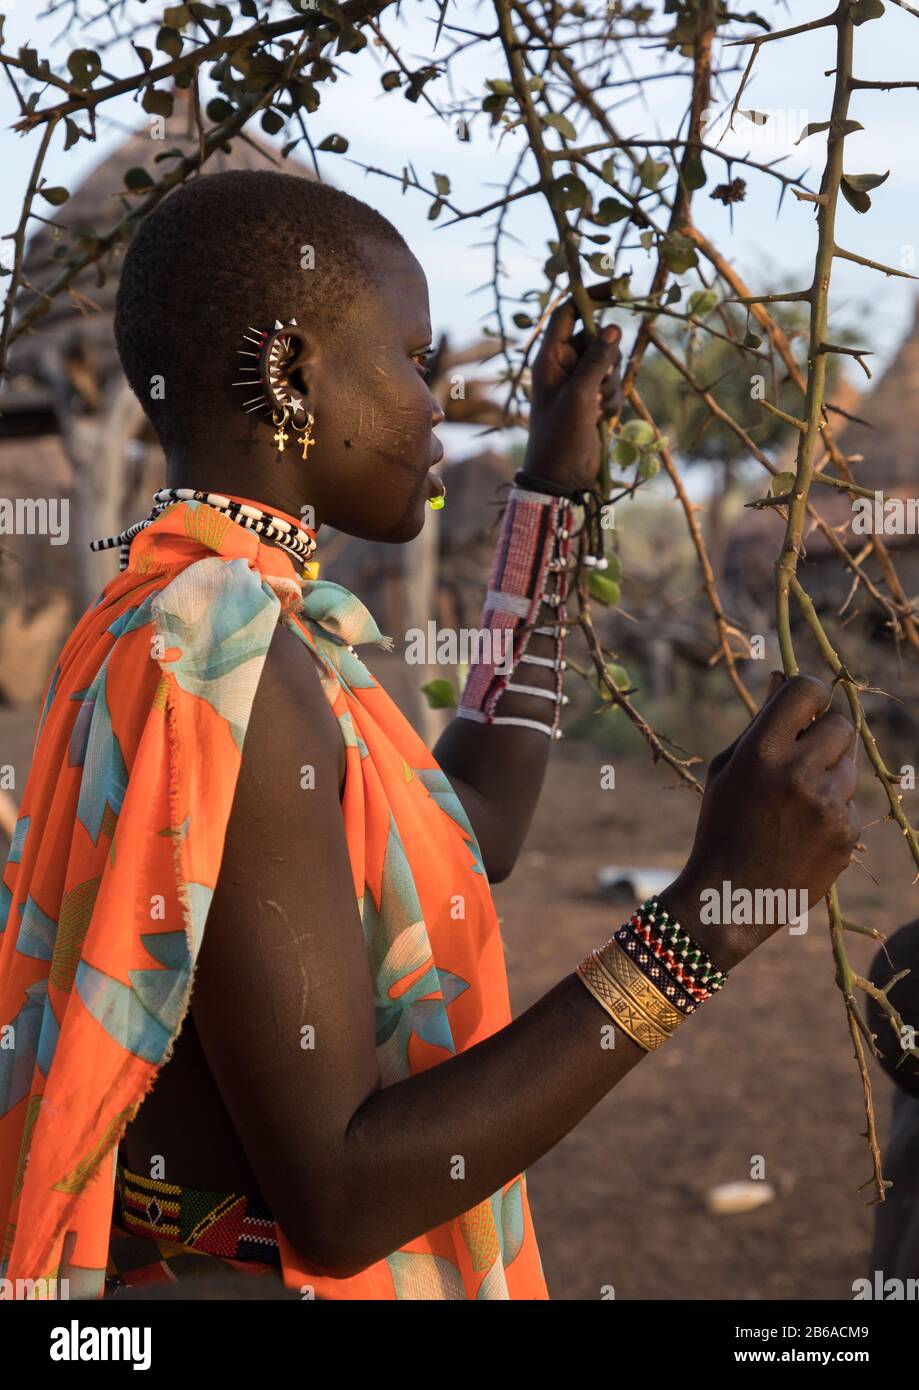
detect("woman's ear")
[259,322,316,423]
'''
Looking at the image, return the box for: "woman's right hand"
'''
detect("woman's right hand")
[658,673,860,972]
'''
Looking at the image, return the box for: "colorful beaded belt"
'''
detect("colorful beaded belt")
[114,1157,282,1269]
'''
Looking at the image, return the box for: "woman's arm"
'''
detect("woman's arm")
[192,623,857,1278]
[433,298,622,880]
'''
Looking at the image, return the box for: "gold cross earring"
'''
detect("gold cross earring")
[294,411,316,462]
[272,406,290,453]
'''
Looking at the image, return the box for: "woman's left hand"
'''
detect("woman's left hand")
[521,295,623,494]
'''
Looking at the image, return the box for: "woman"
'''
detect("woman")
[0,170,859,1300]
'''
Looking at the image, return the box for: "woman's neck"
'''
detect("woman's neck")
[163,444,322,533]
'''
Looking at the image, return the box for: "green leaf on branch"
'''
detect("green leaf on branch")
[841,169,889,213]
[591,196,631,226]
[428,199,444,221]
[163,3,190,25]
[588,573,621,607]
[421,678,457,710]
[795,120,830,145]
[63,119,82,151]
[587,251,614,276]
[142,88,174,117]
[682,153,706,190]
[206,97,233,122]
[39,186,69,206]
[381,70,402,91]
[851,0,885,22]
[687,289,718,317]
[317,133,348,153]
[666,283,682,304]
[156,27,183,59]
[843,170,890,191]
[830,118,864,139]
[551,173,589,210]
[603,551,621,583]
[613,438,638,467]
[661,233,698,274]
[637,154,667,190]
[337,25,367,55]
[512,312,533,328]
[433,172,451,195]
[743,328,762,348]
[541,112,577,141]
[600,662,630,696]
[261,109,285,135]
[132,44,153,71]
[482,93,507,125]
[771,471,796,496]
[485,78,514,95]
[67,48,102,89]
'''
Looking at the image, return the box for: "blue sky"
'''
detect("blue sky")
[2,0,917,379]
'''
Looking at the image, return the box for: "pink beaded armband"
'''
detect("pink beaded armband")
[457,484,576,738]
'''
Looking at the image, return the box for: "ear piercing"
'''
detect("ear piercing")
[234,319,316,458]
[429,478,446,511]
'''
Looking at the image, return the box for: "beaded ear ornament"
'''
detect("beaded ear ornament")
[233,319,316,460]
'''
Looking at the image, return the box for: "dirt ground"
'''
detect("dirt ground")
[1,702,915,1302]
[493,740,916,1301]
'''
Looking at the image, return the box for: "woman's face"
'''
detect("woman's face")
[297,243,445,543]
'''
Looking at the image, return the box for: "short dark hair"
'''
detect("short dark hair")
[868,919,919,1099]
[114,169,409,448]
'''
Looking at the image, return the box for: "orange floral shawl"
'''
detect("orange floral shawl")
[0,496,547,1300]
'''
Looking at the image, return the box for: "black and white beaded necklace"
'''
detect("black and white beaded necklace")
[90,488,318,575]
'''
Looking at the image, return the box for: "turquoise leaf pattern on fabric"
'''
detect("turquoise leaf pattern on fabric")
[414,768,487,878]
[292,578,391,692]
[8,817,30,864]
[493,1177,525,1265]
[386,1250,467,1300]
[105,593,158,641]
[362,814,469,1084]
[72,666,128,845]
[0,980,47,1117]
[33,666,60,748]
[35,992,60,1079]
[152,558,281,751]
[74,961,176,1065]
[15,896,57,962]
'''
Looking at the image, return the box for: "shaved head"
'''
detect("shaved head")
[114,169,409,448]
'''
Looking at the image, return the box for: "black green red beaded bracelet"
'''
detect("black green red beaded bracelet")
[634,896,728,992]
[615,896,728,1002]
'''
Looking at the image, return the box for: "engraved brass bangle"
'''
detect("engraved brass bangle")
[575,952,672,1053]
[593,937,683,1036]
